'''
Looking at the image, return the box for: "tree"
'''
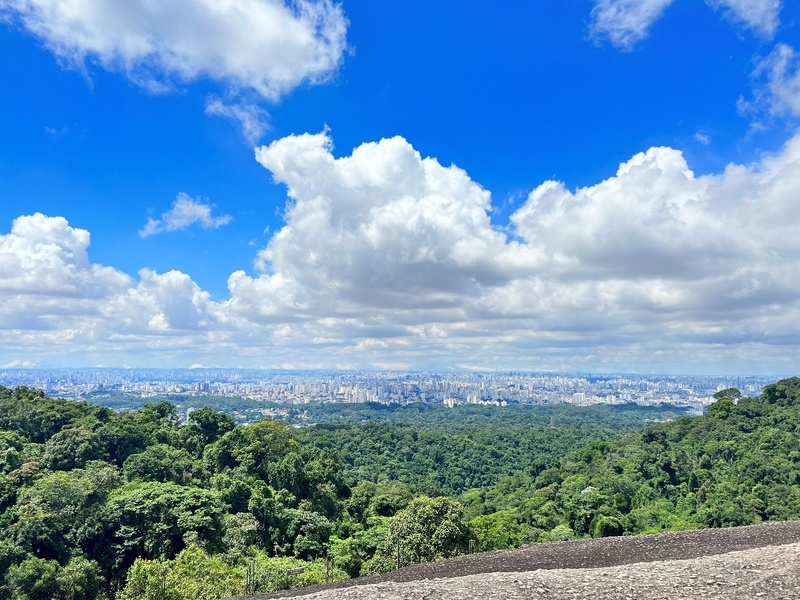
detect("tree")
[0,431,24,474]
[382,496,469,567]
[762,377,800,406]
[123,444,195,484]
[182,407,235,456]
[221,512,260,562]
[99,481,226,576]
[470,510,530,550]
[713,388,742,401]
[9,471,96,562]
[0,388,93,443]
[237,420,300,477]
[282,509,334,560]
[97,416,152,467]
[5,557,61,600]
[42,427,103,471]
[118,546,243,600]
[57,557,103,600]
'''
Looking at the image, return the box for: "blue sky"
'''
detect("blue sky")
[1,0,800,374]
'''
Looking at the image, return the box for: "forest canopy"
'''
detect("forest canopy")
[1,378,799,598]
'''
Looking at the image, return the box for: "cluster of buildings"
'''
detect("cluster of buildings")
[0,367,774,412]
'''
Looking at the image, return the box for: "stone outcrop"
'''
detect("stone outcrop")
[231,520,800,600]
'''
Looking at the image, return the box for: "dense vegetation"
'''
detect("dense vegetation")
[300,403,686,496]
[458,379,800,543]
[1,379,799,599]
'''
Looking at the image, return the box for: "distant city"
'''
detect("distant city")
[0,368,775,414]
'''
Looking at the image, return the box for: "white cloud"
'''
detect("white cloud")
[0,0,347,101]
[249,133,527,315]
[2,360,37,368]
[139,193,232,238]
[205,97,270,143]
[743,43,800,120]
[694,131,711,145]
[706,0,781,38]
[102,269,218,332]
[241,131,800,370]
[0,213,130,298]
[0,212,231,365]
[589,0,782,49]
[4,132,800,372]
[589,0,674,50]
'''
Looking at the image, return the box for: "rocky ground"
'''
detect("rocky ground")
[228,520,800,600]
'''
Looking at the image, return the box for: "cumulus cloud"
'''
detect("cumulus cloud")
[0,212,231,365]
[241,130,800,369]
[247,133,531,316]
[140,193,232,238]
[0,213,131,298]
[588,0,675,50]
[508,138,800,326]
[706,0,781,38]
[0,0,347,101]
[4,132,800,371]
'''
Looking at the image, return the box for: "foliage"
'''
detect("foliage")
[99,481,226,575]
[5,557,61,600]
[376,496,470,568]
[460,377,800,544]
[118,546,242,600]
[301,402,681,496]
[2,379,800,597]
[470,509,532,551]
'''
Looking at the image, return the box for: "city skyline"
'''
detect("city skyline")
[2,1,800,374]
[1,367,774,421]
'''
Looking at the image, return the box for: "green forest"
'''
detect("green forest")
[1,378,799,599]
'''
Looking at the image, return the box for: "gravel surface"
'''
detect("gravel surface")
[228,520,800,600]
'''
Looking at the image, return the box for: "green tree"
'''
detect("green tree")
[713,388,742,401]
[5,556,61,600]
[0,431,24,474]
[57,556,103,600]
[762,377,800,406]
[98,481,226,576]
[42,427,104,471]
[470,509,530,551]
[182,407,235,456]
[118,546,243,600]
[9,471,96,562]
[383,496,469,566]
[123,444,195,484]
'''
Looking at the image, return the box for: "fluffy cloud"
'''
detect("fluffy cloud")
[0,212,130,299]
[4,131,800,371]
[241,131,800,369]
[0,0,347,100]
[509,137,800,329]
[589,0,781,49]
[103,269,218,333]
[140,193,231,238]
[250,133,517,311]
[0,213,228,364]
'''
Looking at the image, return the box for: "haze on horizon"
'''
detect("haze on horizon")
[1,1,799,376]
